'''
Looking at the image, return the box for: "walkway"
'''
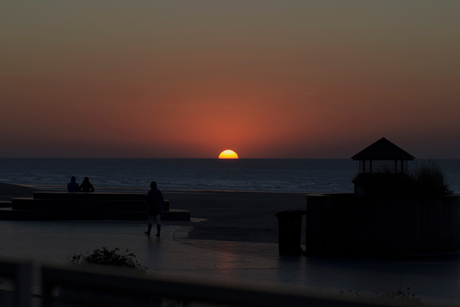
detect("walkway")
[0,220,458,305]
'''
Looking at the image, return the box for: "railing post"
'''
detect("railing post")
[14,263,32,307]
[41,267,55,307]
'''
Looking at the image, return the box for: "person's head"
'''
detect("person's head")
[83,177,89,183]
[150,181,157,189]
[71,176,76,183]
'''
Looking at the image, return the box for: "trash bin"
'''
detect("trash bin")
[276,210,306,256]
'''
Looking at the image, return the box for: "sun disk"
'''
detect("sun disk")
[219,150,239,159]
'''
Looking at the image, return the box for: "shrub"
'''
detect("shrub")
[69,247,147,271]
[410,159,452,196]
[336,286,422,306]
[67,248,192,306]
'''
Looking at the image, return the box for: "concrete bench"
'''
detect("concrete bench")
[12,192,169,212]
[13,192,170,212]
[5,191,190,221]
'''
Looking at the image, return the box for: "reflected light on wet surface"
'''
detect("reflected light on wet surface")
[146,237,164,265]
[214,242,241,281]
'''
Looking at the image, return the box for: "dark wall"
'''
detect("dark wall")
[306,194,460,256]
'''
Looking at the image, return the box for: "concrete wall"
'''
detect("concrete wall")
[306,194,460,256]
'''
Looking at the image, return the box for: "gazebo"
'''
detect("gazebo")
[305,137,459,256]
[351,137,415,196]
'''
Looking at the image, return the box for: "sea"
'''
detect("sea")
[1,158,460,194]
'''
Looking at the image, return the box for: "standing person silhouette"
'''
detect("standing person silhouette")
[79,177,94,192]
[67,176,79,192]
[145,181,164,237]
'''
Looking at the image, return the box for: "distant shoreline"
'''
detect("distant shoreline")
[15,183,307,195]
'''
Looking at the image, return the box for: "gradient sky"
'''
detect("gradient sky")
[2,1,460,158]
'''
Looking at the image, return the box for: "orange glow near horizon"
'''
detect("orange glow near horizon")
[219,150,239,159]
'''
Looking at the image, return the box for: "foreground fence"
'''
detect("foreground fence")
[0,258,441,307]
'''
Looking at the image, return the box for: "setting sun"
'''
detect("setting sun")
[219,150,239,159]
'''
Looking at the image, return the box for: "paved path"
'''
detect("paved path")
[0,220,459,305]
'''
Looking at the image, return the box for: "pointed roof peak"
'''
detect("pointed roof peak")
[351,137,415,161]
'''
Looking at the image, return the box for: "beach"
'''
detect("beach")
[0,182,306,244]
[0,182,36,201]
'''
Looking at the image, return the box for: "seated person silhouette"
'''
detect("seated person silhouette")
[67,176,79,192]
[79,177,95,192]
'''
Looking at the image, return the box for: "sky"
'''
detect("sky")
[1,1,460,158]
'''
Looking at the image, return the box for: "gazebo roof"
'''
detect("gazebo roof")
[351,137,415,161]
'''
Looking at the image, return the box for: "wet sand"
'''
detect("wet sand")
[0,182,307,244]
